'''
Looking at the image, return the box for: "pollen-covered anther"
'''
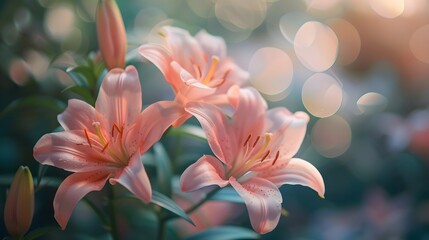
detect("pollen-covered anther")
[111,123,123,138]
[260,150,270,162]
[101,141,110,153]
[272,151,280,165]
[83,128,92,147]
[252,136,261,148]
[243,133,252,147]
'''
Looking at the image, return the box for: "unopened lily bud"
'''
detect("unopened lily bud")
[4,166,34,237]
[96,0,126,69]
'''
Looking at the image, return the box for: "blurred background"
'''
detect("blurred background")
[1,0,429,239]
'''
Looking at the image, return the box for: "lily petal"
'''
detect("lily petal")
[229,177,282,234]
[33,131,112,172]
[232,88,267,146]
[181,155,228,192]
[58,99,101,132]
[109,154,151,202]
[96,66,142,128]
[54,171,110,229]
[195,29,227,58]
[130,101,183,154]
[185,102,237,164]
[258,158,325,198]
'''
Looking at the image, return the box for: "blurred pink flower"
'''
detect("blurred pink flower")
[96,0,127,69]
[180,88,325,234]
[139,26,248,126]
[33,66,181,229]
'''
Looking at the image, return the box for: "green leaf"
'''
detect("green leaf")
[24,226,59,240]
[210,187,244,204]
[69,65,97,88]
[65,66,89,88]
[0,96,66,118]
[153,143,172,197]
[61,85,95,105]
[36,165,49,190]
[185,226,259,240]
[151,191,194,225]
[168,125,207,141]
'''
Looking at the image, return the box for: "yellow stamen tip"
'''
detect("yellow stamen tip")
[202,56,220,85]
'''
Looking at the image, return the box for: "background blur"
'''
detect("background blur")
[1,0,429,239]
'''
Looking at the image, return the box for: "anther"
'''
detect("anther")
[84,129,92,147]
[253,136,261,148]
[112,123,123,137]
[243,134,252,147]
[260,150,270,162]
[101,142,110,153]
[272,151,280,165]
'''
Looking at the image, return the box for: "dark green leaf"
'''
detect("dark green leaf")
[83,197,108,226]
[65,66,89,88]
[151,191,194,225]
[61,85,95,105]
[25,226,59,240]
[0,96,66,118]
[210,187,244,204]
[168,125,207,141]
[185,226,259,240]
[153,143,172,196]
[69,65,97,88]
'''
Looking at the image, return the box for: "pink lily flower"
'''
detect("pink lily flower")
[139,26,248,126]
[33,66,181,229]
[180,88,325,234]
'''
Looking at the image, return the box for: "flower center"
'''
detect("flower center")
[202,56,220,85]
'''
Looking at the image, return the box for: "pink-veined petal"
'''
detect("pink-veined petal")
[58,99,100,132]
[185,102,237,164]
[271,111,309,159]
[129,101,183,154]
[229,177,282,234]
[96,66,142,128]
[54,170,110,229]
[181,155,228,192]
[231,88,267,146]
[258,158,325,198]
[33,131,113,172]
[109,154,151,202]
[195,29,227,58]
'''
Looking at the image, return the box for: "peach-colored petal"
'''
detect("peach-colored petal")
[131,101,183,154]
[229,177,282,234]
[185,102,237,164]
[54,170,110,229]
[195,29,227,58]
[58,99,100,132]
[232,88,267,146]
[33,131,113,172]
[96,66,142,128]
[109,154,151,202]
[258,158,325,198]
[181,155,228,192]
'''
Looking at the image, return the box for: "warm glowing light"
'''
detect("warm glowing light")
[294,21,338,72]
[9,59,29,86]
[302,73,342,118]
[328,18,361,65]
[305,0,341,11]
[215,0,267,32]
[248,47,294,96]
[357,92,388,114]
[24,50,50,80]
[279,12,312,44]
[311,115,351,158]
[44,5,75,40]
[187,0,216,18]
[369,0,404,18]
[410,24,429,64]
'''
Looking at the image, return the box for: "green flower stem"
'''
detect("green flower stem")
[185,188,221,215]
[108,185,120,240]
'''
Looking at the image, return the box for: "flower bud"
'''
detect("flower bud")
[4,166,34,237]
[96,0,126,69]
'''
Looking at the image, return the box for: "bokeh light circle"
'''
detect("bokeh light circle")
[9,59,29,86]
[294,21,338,72]
[248,47,294,96]
[311,115,352,158]
[215,0,267,32]
[302,73,343,118]
[279,12,312,44]
[328,18,361,65]
[357,92,388,114]
[369,0,404,18]
[409,24,429,64]
[44,5,75,40]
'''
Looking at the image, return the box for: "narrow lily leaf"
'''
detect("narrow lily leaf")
[24,226,59,240]
[0,96,66,118]
[151,191,194,225]
[168,125,207,141]
[61,85,95,106]
[185,226,259,240]
[153,143,172,197]
[210,187,244,204]
[65,66,89,88]
[69,65,97,88]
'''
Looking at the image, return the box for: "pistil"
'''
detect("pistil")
[202,56,219,84]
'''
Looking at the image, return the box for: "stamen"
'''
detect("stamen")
[260,150,270,162]
[92,122,107,145]
[194,64,202,79]
[202,56,220,84]
[253,136,261,148]
[101,142,110,153]
[272,151,280,165]
[84,129,92,147]
[111,123,123,137]
[243,134,252,147]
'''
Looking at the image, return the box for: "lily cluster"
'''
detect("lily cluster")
[31,0,325,235]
